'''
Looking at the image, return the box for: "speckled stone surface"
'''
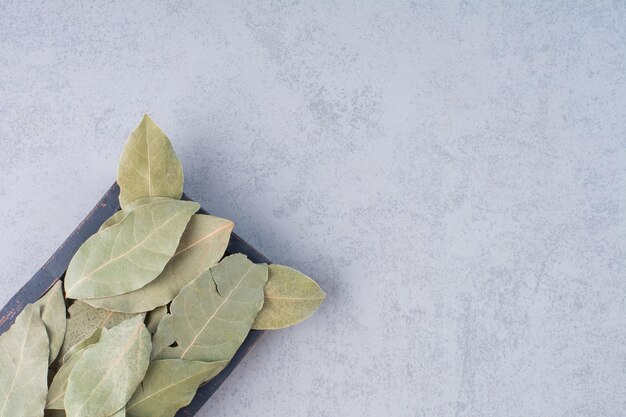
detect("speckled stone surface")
[1,2,625,416]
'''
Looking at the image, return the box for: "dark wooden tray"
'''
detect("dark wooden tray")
[0,183,267,417]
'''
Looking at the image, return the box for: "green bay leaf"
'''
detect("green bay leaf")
[126,359,227,417]
[47,329,105,409]
[64,199,199,299]
[47,352,82,409]
[98,197,171,232]
[252,265,326,330]
[59,301,136,361]
[85,213,233,313]
[145,305,167,334]
[61,327,105,364]
[117,114,184,208]
[154,254,267,362]
[150,314,175,360]
[65,316,151,417]
[34,280,67,363]
[0,304,49,417]
[99,207,128,232]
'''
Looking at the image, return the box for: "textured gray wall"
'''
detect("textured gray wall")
[1,2,625,416]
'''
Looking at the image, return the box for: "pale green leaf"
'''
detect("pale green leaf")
[117,114,183,208]
[126,359,227,417]
[99,207,128,233]
[47,329,105,409]
[0,304,49,417]
[150,314,175,360]
[110,408,125,417]
[34,280,67,363]
[65,316,151,417]
[64,199,199,299]
[98,197,171,232]
[154,254,268,362]
[47,351,82,409]
[145,306,167,334]
[85,214,233,313]
[59,301,136,362]
[252,265,326,330]
[61,327,105,364]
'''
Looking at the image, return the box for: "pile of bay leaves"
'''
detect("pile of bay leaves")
[0,115,325,417]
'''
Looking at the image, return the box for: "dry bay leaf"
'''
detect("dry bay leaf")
[99,208,130,232]
[154,254,267,362]
[59,301,136,361]
[126,359,227,417]
[150,314,175,360]
[65,316,151,417]
[47,352,83,409]
[145,305,167,334]
[47,329,105,409]
[34,280,67,363]
[85,213,233,313]
[61,327,105,364]
[117,114,183,208]
[98,197,171,232]
[0,304,49,417]
[252,265,326,330]
[64,199,199,299]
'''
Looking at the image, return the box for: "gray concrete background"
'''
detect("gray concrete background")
[1,1,625,416]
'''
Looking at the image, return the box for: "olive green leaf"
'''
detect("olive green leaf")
[64,199,199,299]
[34,280,67,363]
[85,214,233,313]
[61,327,105,364]
[252,265,326,330]
[47,351,83,409]
[65,316,151,417]
[150,314,175,360]
[126,359,228,417]
[0,304,49,417]
[145,305,167,334]
[44,410,66,417]
[154,254,268,362]
[98,197,171,232]
[110,408,125,417]
[59,301,136,361]
[47,329,105,409]
[117,114,184,208]
[98,207,128,232]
